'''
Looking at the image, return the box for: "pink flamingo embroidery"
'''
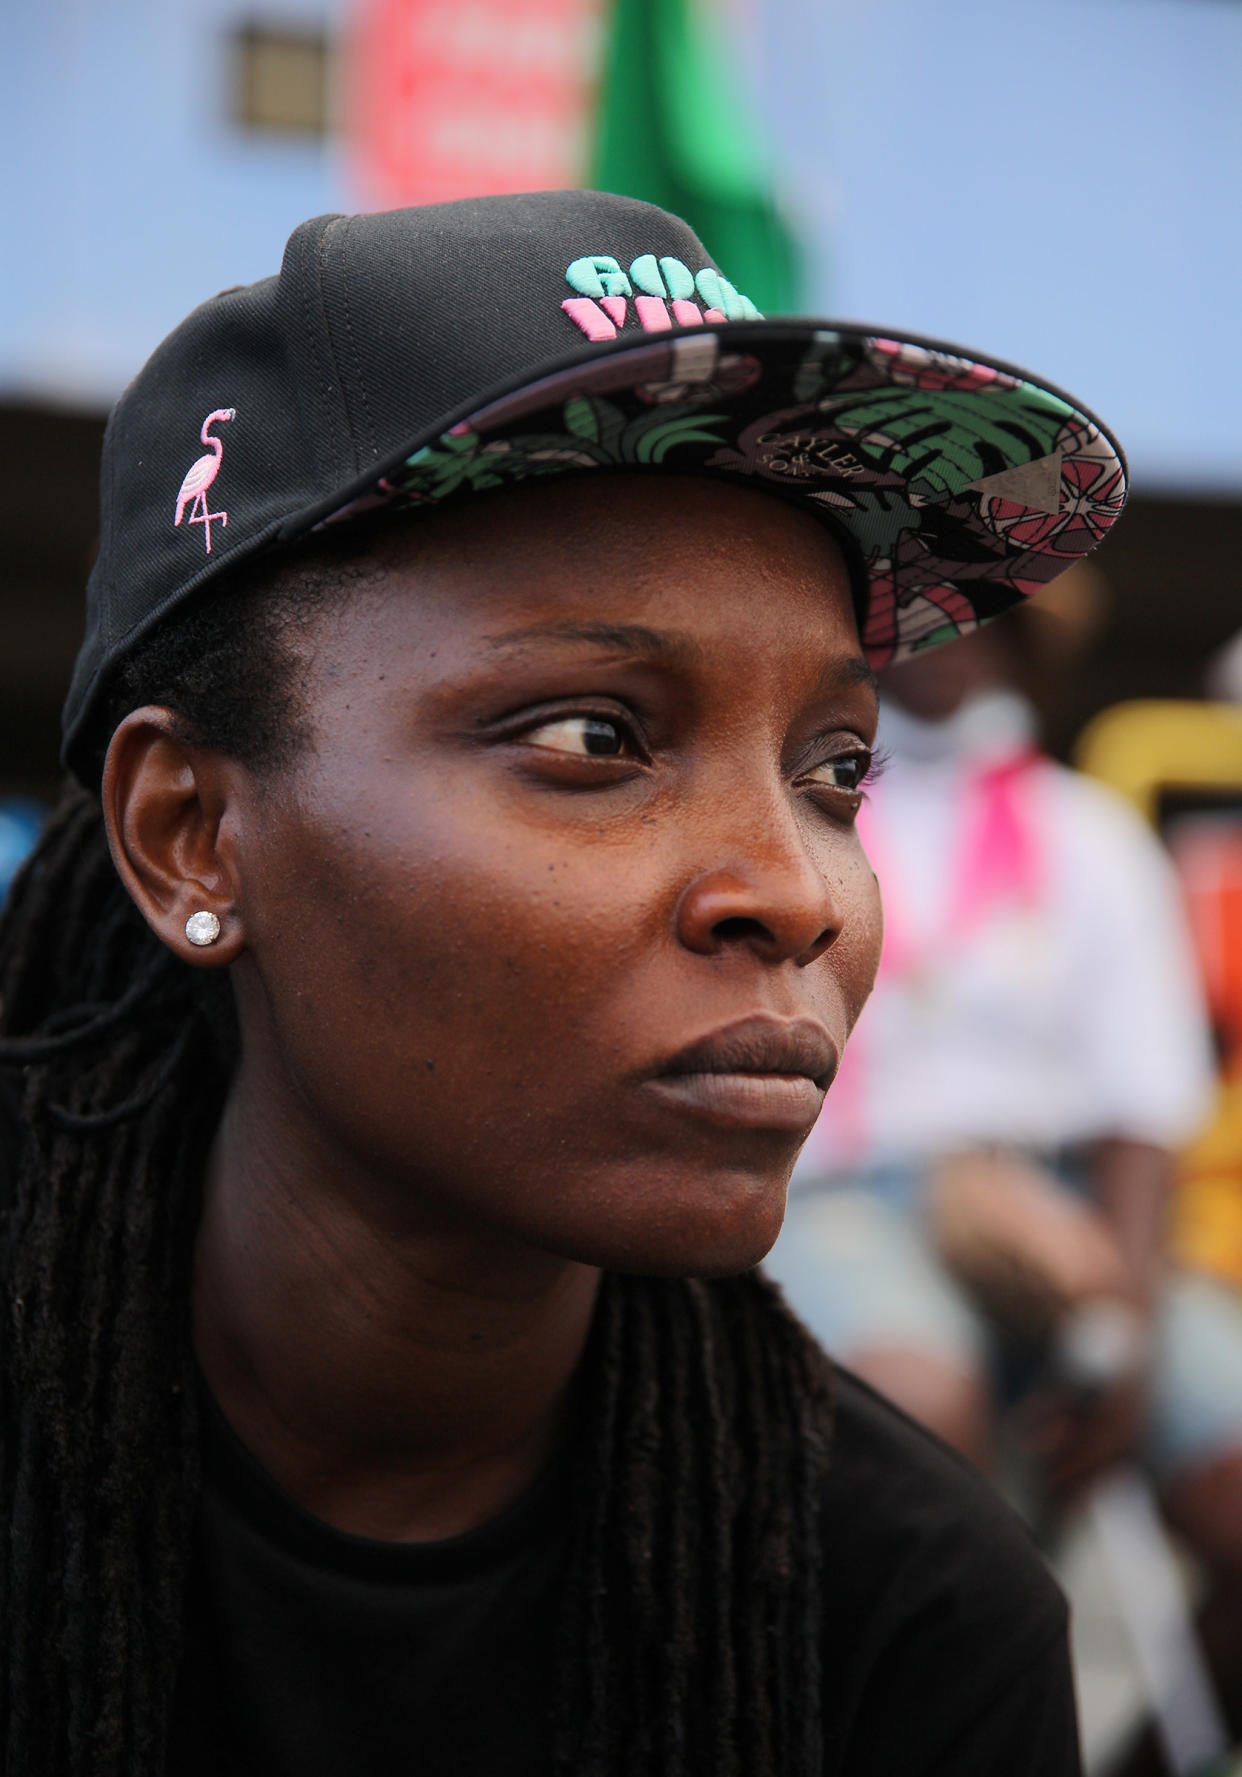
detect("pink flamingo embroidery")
[174,408,235,553]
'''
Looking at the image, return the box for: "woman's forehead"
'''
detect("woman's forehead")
[358,473,855,627]
[291,477,870,738]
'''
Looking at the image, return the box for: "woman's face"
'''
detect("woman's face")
[224,475,882,1276]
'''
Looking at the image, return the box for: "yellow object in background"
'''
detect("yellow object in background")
[1077,699,1242,1293]
[1076,699,1242,827]
[1175,1079,1242,1292]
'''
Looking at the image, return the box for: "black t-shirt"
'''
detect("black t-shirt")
[170,1369,1079,1775]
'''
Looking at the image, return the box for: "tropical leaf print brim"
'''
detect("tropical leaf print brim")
[321,324,1127,668]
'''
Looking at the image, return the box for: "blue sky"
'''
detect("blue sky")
[2,0,1238,492]
[750,0,1242,493]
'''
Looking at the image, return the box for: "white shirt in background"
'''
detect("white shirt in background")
[799,691,1215,1179]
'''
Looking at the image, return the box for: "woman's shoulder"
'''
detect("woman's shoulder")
[823,1363,1065,1634]
[819,1366,1077,1776]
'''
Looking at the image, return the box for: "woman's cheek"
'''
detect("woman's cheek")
[837,851,884,1032]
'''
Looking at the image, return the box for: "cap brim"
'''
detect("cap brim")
[309,321,1127,668]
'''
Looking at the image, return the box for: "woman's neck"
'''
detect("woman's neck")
[192,1066,602,1543]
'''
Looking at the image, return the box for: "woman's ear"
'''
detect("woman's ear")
[101,707,246,968]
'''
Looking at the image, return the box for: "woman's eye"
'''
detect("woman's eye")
[806,752,871,793]
[521,715,629,757]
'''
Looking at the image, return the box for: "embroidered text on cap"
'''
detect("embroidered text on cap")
[561,254,761,341]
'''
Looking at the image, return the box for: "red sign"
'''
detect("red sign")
[346,0,607,209]
[1173,819,1242,1061]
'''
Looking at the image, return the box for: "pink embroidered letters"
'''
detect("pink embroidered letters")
[561,254,760,341]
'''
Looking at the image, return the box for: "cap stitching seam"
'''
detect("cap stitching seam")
[316,216,367,475]
[336,217,379,464]
[101,414,119,650]
[300,265,331,484]
[308,223,345,484]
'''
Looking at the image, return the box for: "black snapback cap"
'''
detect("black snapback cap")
[63,187,1128,776]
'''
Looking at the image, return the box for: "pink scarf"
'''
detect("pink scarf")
[819,746,1046,1163]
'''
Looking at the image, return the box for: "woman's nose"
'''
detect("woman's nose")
[673,829,844,968]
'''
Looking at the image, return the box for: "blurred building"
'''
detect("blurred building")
[2,0,1241,793]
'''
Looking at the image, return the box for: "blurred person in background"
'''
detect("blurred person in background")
[1076,658,1242,1762]
[765,601,1242,1734]
[1173,638,1242,1320]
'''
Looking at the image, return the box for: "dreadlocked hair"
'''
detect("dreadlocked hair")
[0,527,835,1776]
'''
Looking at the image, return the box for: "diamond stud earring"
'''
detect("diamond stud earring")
[185,910,221,947]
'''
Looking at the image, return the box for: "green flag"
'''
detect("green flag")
[589,0,801,315]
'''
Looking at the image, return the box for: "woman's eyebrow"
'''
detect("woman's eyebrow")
[819,655,878,700]
[485,620,703,666]
[482,624,876,704]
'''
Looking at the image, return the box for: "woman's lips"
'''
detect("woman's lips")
[646,1070,825,1131]
[644,1015,837,1132]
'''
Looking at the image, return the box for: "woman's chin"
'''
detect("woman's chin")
[559,1170,792,1280]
